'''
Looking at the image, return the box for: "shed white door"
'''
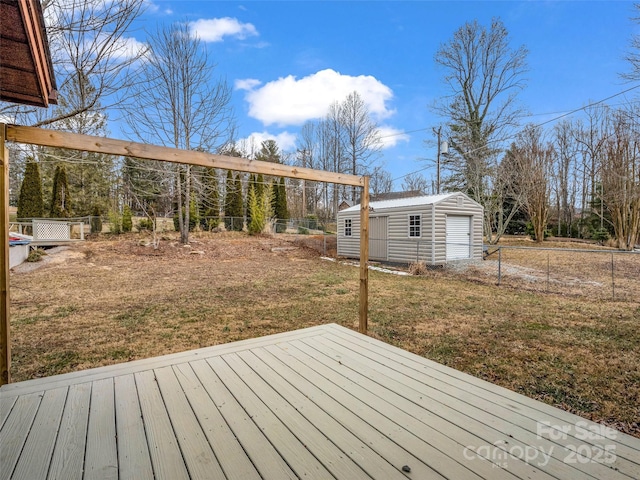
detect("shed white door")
[446,215,471,260]
[369,217,388,261]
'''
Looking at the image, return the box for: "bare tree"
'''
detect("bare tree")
[434,18,528,238]
[125,22,234,244]
[601,109,640,249]
[1,0,147,128]
[552,120,579,236]
[514,126,554,243]
[401,172,429,194]
[622,4,640,81]
[368,166,393,196]
[340,91,382,201]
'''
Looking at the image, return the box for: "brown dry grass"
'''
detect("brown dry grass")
[9,232,640,438]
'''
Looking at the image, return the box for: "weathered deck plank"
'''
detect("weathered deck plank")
[47,383,90,480]
[172,362,262,480]
[135,369,190,479]
[188,359,297,480]
[0,324,638,480]
[114,374,154,480]
[84,378,118,480]
[11,387,67,480]
[0,393,41,480]
[323,325,640,478]
[207,355,336,480]
[154,365,226,479]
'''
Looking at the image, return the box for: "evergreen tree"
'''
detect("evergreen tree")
[90,205,103,234]
[272,177,288,233]
[246,174,256,227]
[17,161,44,219]
[247,184,262,235]
[122,205,133,232]
[50,165,72,218]
[255,140,282,163]
[201,167,220,231]
[231,173,244,231]
[224,170,234,230]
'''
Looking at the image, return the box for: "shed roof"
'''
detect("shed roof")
[341,192,476,213]
[0,0,57,107]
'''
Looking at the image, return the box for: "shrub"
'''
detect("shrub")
[408,261,428,276]
[298,226,309,235]
[27,248,47,262]
[592,227,610,243]
[138,217,154,232]
[108,210,122,234]
[90,206,102,234]
[122,205,133,232]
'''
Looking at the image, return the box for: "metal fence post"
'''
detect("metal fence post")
[547,252,550,292]
[497,247,502,285]
[611,252,615,300]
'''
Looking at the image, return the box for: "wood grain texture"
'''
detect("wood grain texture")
[114,374,153,480]
[84,378,118,480]
[47,383,90,480]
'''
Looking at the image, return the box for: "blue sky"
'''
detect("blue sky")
[128,1,638,189]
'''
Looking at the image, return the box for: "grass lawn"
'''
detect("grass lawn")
[9,232,640,437]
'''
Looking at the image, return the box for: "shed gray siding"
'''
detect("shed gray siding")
[337,192,483,265]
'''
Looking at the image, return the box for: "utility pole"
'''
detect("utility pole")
[433,126,442,194]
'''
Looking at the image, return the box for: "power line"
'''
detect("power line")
[388,83,640,183]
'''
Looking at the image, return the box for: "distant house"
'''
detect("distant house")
[338,200,353,211]
[369,190,424,202]
[337,192,484,265]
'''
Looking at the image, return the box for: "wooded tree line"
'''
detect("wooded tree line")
[4,1,640,248]
[432,18,640,249]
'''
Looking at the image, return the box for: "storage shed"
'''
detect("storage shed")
[337,192,484,265]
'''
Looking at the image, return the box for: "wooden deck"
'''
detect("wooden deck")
[1,324,638,480]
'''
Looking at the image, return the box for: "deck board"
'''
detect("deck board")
[47,383,90,480]
[0,324,638,480]
[114,374,154,480]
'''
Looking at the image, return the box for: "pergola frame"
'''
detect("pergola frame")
[0,123,370,385]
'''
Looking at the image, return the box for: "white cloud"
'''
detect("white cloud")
[235,78,262,91]
[190,17,258,42]
[377,126,410,149]
[238,69,395,127]
[106,36,148,60]
[239,131,298,154]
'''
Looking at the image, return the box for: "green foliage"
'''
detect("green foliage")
[122,205,133,232]
[200,168,220,231]
[227,173,244,231]
[90,205,103,234]
[108,210,122,234]
[246,174,256,228]
[272,177,288,232]
[298,227,310,234]
[50,165,72,218]
[173,196,199,232]
[247,185,263,235]
[138,217,154,231]
[248,183,273,235]
[27,248,47,262]
[255,140,281,163]
[17,161,44,219]
[305,214,318,230]
[224,170,234,230]
[592,228,610,243]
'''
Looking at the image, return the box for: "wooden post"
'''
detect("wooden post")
[0,124,10,385]
[359,177,370,334]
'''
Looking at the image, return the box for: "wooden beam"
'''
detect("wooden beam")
[6,125,364,187]
[358,177,369,334]
[0,124,10,385]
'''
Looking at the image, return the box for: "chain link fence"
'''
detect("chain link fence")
[463,246,639,301]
